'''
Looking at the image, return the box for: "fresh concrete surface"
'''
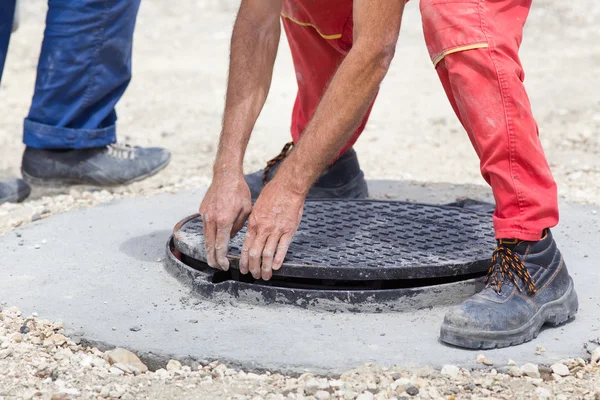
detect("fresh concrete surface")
[0,181,598,374]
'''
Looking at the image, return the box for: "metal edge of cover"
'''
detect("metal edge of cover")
[164,236,486,313]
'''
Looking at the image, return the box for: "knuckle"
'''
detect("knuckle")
[262,251,274,258]
[249,250,260,259]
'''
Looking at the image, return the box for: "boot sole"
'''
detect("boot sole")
[21,155,171,188]
[440,277,579,349]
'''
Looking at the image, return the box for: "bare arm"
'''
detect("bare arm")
[200,0,282,271]
[273,0,406,194]
[240,1,406,280]
[214,0,282,176]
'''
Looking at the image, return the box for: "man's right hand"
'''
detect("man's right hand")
[199,173,252,271]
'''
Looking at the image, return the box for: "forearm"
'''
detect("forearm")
[214,3,281,174]
[275,44,394,194]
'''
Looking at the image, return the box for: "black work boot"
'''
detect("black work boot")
[245,142,369,199]
[0,179,31,205]
[440,229,578,349]
[21,144,171,187]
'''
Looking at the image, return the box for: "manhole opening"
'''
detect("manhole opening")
[176,245,487,292]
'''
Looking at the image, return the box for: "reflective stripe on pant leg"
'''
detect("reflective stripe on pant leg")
[24,0,141,149]
[420,0,558,240]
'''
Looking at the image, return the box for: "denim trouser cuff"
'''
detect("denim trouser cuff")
[23,119,116,150]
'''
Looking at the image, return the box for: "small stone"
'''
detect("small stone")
[110,367,124,375]
[390,372,402,380]
[154,368,169,379]
[34,244,41,249]
[105,348,148,373]
[329,380,344,390]
[507,359,516,366]
[166,359,183,372]
[476,354,486,364]
[535,345,546,355]
[520,363,540,378]
[508,367,523,377]
[129,326,141,332]
[189,319,199,324]
[315,391,330,400]
[112,327,117,331]
[49,334,67,346]
[41,239,48,245]
[483,358,494,366]
[591,347,600,365]
[551,363,570,377]
[356,392,374,400]
[0,349,12,359]
[535,387,552,399]
[406,386,419,396]
[2,306,21,318]
[20,325,30,334]
[304,378,321,395]
[441,364,460,378]
[10,333,23,343]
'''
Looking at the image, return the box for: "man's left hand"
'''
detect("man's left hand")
[240,180,304,281]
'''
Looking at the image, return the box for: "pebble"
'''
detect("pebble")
[406,386,419,396]
[304,378,321,395]
[535,387,552,399]
[0,349,13,359]
[507,359,516,366]
[329,379,344,390]
[520,363,541,378]
[110,367,125,375]
[591,347,600,365]
[536,345,546,355]
[508,367,523,377]
[476,354,486,364]
[129,326,142,332]
[314,390,330,400]
[356,392,374,400]
[19,325,30,334]
[551,363,570,377]
[105,348,148,373]
[483,358,494,366]
[441,365,460,378]
[167,359,183,372]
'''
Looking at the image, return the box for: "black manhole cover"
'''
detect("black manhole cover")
[165,200,496,312]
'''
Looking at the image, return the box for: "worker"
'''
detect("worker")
[0,0,170,206]
[200,0,577,349]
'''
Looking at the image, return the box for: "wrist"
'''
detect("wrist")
[212,156,244,177]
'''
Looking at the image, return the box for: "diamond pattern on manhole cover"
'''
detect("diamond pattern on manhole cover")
[173,200,495,280]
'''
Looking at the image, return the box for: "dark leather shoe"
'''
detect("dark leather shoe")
[0,179,31,205]
[21,144,171,187]
[440,229,578,349]
[245,142,369,199]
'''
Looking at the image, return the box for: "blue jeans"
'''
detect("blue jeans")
[0,0,141,149]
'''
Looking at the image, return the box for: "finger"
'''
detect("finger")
[215,223,233,271]
[231,205,250,239]
[272,233,293,271]
[239,228,254,275]
[202,213,220,270]
[249,232,268,280]
[261,235,280,281]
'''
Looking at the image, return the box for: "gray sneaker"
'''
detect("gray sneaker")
[0,179,31,205]
[21,144,171,187]
[440,229,578,349]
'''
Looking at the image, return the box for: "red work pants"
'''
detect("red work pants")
[281,0,558,241]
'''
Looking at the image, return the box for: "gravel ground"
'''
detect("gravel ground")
[1,0,599,399]
[1,305,600,400]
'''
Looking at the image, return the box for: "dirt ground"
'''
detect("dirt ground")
[0,0,599,399]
